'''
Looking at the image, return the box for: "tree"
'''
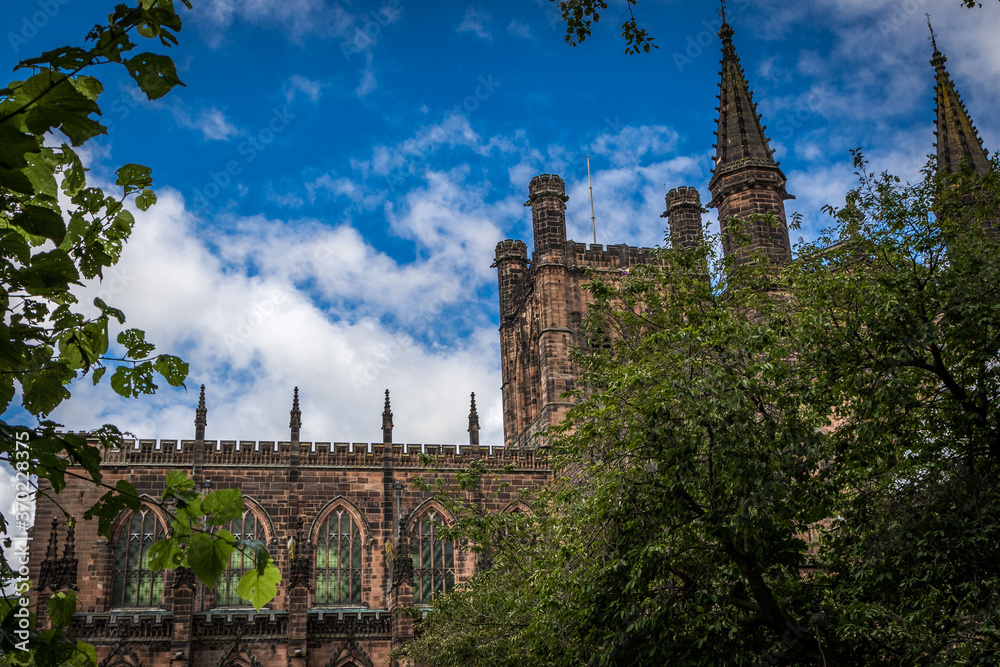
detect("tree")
[0,3,279,664]
[793,154,1000,664]
[398,154,1000,665]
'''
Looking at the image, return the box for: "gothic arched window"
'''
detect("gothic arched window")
[315,509,362,605]
[215,510,261,606]
[409,510,454,604]
[111,508,166,608]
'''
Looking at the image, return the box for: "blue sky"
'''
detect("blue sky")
[1,0,999,452]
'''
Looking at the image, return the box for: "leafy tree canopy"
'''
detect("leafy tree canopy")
[399,153,1000,666]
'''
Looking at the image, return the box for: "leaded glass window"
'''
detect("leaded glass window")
[111,509,165,608]
[315,510,362,605]
[215,511,260,606]
[409,511,454,604]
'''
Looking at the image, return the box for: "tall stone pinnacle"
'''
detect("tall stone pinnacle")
[289,387,302,442]
[929,19,990,175]
[194,384,207,441]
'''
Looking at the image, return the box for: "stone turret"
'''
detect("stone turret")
[664,186,706,250]
[493,239,528,322]
[708,20,793,267]
[526,174,569,261]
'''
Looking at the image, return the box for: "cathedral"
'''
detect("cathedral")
[26,17,992,667]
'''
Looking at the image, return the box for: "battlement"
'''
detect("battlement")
[88,438,547,470]
[494,238,528,263]
[665,186,703,211]
[566,241,655,270]
[528,173,566,199]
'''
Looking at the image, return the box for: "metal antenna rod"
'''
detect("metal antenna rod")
[587,155,596,244]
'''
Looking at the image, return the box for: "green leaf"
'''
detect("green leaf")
[237,561,281,610]
[117,328,155,358]
[0,123,40,169]
[202,488,244,525]
[123,52,184,100]
[46,591,77,629]
[153,354,188,387]
[116,163,153,191]
[148,538,184,571]
[11,205,66,244]
[187,530,235,586]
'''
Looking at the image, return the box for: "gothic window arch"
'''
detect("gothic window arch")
[110,507,166,608]
[314,506,364,605]
[215,509,264,607]
[408,507,455,604]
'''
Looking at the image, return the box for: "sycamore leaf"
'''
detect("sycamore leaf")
[46,591,78,629]
[124,52,183,100]
[237,560,281,610]
[187,530,235,585]
[202,488,243,525]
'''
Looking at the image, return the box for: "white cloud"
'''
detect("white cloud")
[457,8,493,41]
[173,106,239,141]
[284,74,327,104]
[53,188,505,447]
[507,19,531,39]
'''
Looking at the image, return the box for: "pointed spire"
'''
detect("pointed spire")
[194,384,207,441]
[289,387,302,443]
[468,392,481,448]
[381,389,393,445]
[45,517,60,560]
[709,18,782,190]
[62,520,75,561]
[929,17,990,175]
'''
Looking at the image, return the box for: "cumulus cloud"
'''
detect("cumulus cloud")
[53,188,505,447]
[172,105,239,141]
[457,8,493,40]
[284,74,327,104]
[507,19,532,39]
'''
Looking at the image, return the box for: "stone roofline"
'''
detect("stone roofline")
[58,433,547,470]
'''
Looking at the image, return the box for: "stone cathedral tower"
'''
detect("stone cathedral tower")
[495,18,794,448]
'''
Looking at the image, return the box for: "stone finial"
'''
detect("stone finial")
[62,520,75,561]
[382,389,394,446]
[45,517,59,560]
[382,389,393,430]
[194,384,207,441]
[289,387,302,435]
[468,392,481,448]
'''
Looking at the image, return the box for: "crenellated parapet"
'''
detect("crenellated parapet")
[72,437,548,471]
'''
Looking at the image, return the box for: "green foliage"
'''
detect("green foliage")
[0,1,274,663]
[147,474,280,610]
[402,155,1000,665]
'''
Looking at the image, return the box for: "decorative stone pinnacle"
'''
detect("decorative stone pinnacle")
[195,384,207,426]
[468,392,480,433]
[45,517,59,560]
[382,389,393,430]
[289,386,302,429]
